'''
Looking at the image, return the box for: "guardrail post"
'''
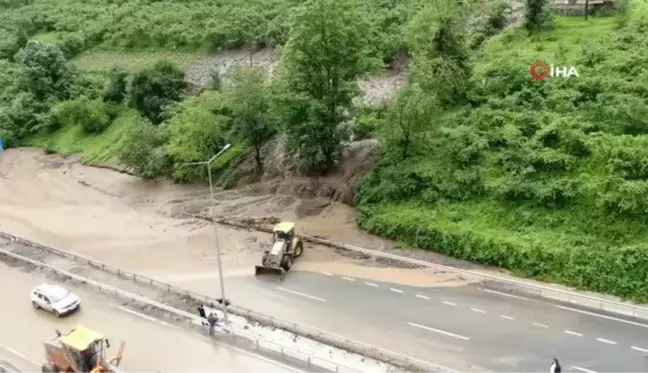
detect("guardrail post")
[281,347,284,359]
[307,356,311,368]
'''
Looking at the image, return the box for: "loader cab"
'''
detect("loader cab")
[46,326,108,372]
[272,222,295,244]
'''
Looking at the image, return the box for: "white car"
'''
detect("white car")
[31,283,81,317]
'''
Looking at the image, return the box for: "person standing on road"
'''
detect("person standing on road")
[550,358,561,373]
[207,312,218,335]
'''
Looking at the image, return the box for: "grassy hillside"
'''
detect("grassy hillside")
[357,2,648,301]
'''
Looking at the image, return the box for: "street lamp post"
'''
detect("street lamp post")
[182,143,231,324]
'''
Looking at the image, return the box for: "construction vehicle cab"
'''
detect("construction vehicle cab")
[42,326,124,373]
[255,222,304,276]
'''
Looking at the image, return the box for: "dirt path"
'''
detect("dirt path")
[0,148,470,288]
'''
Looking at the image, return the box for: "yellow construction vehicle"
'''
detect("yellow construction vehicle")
[255,221,304,276]
[41,325,125,373]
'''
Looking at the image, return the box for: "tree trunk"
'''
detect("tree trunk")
[585,0,589,20]
[254,145,263,177]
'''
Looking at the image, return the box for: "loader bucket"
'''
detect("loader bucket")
[255,265,284,276]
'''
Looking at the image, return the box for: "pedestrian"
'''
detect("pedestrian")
[197,305,206,319]
[550,358,561,373]
[207,312,218,336]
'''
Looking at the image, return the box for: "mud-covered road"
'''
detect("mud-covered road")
[0,261,304,372]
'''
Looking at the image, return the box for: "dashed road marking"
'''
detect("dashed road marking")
[556,305,648,329]
[596,338,617,345]
[533,322,549,329]
[365,282,379,287]
[341,277,356,282]
[322,272,333,276]
[416,294,430,300]
[471,308,486,313]
[390,288,404,293]
[564,330,583,337]
[115,305,176,328]
[276,287,327,302]
[482,288,528,300]
[443,301,457,306]
[572,365,597,373]
[631,346,648,353]
[500,314,515,320]
[408,322,470,341]
[2,346,39,366]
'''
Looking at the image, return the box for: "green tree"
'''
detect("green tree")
[15,42,76,102]
[524,0,553,33]
[129,60,185,124]
[405,2,471,105]
[227,67,273,175]
[278,0,374,173]
[103,67,129,103]
[165,104,228,181]
[118,118,169,179]
[388,80,439,159]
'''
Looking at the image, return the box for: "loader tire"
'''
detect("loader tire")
[42,363,57,372]
[295,242,303,258]
[281,256,292,272]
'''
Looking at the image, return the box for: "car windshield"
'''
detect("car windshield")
[48,286,71,302]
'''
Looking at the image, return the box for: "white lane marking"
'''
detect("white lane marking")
[3,347,39,366]
[596,337,617,345]
[631,346,648,353]
[572,365,597,373]
[341,276,355,282]
[500,314,515,320]
[116,305,176,328]
[565,330,583,337]
[322,272,333,276]
[390,288,404,293]
[416,294,430,300]
[408,322,470,341]
[365,282,379,287]
[443,301,457,306]
[556,304,648,329]
[482,288,528,300]
[533,322,549,329]
[277,287,326,302]
[471,307,486,313]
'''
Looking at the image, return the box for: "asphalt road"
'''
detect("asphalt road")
[0,263,305,373]
[169,269,648,372]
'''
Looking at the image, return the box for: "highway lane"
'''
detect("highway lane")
[168,269,648,372]
[0,263,305,373]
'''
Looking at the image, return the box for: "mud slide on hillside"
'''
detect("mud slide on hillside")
[0,147,476,288]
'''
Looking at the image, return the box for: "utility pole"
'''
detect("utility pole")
[181,143,231,324]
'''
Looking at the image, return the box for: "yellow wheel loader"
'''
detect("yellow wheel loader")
[255,222,304,276]
[41,325,125,373]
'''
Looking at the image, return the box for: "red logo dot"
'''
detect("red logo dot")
[529,61,550,81]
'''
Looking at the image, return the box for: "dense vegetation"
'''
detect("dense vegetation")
[3,0,648,302]
[357,0,648,301]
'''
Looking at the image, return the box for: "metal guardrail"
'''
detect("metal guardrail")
[0,246,361,373]
[214,218,648,321]
[0,231,453,373]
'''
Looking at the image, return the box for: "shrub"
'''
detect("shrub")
[51,96,111,134]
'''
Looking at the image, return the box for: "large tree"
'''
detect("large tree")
[15,42,76,102]
[278,0,375,174]
[227,67,273,175]
[130,61,185,124]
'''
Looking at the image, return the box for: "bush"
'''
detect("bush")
[130,60,185,124]
[118,119,169,179]
[51,96,112,134]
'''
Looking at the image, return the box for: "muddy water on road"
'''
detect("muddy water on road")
[0,262,296,372]
[0,148,468,288]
